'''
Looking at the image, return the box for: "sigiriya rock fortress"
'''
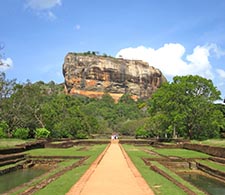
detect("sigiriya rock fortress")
[62,52,167,101]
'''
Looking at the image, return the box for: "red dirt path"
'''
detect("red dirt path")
[66,141,155,195]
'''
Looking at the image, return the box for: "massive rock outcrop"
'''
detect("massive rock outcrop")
[63,52,167,101]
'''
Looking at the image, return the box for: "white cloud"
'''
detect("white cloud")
[0,58,13,71]
[216,69,225,79]
[25,0,62,20]
[206,44,225,58]
[116,43,217,80]
[186,45,213,78]
[25,0,61,10]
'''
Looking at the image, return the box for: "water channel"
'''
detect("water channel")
[179,172,225,195]
[0,167,47,194]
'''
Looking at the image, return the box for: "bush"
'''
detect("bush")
[76,130,88,139]
[13,128,29,139]
[135,127,149,139]
[0,121,8,138]
[0,128,6,138]
[35,128,50,139]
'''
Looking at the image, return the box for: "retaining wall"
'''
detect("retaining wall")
[183,143,225,158]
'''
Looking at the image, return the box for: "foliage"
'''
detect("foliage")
[0,73,224,140]
[0,79,63,136]
[0,73,148,139]
[215,103,225,136]
[41,94,93,138]
[135,127,149,138]
[0,128,6,138]
[148,75,224,140]
[0,120,8,138]
[35,128,50,139]
[75,51,99,56]
[115,118,148,136]
[13,128,29,139]
[0,72,17,100]
[75,130,88,139]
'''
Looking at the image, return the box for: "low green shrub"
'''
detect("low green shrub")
[13,128,29,139]
[35,128,50,139]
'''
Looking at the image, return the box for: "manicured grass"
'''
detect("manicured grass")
[123,144,187,195]
[0,138,34,149]
[150,161,205,195]
[123,145,211,195]
[8,144,107,195]
[191,139,225,147]
[32,144,107,195]
[152,148,210,158]
[0,160,27,171]
[25,146,89,156]
[197,159,225,172]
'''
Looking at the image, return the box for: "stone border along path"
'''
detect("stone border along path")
[66,140,155,195]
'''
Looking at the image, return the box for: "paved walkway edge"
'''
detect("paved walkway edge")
[66,143,111,195]
[66,143,155,195]
[119,144,155,195]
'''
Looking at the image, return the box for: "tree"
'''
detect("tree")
[135,127,149,139]
[214,103,225,137]
[116,94,143,120]
[0,72,17,100]
[148,75,224,140]
[0,121,8,138]
[0,73,17,134]
[4,82,47,132]
[82,93,117,131]
[117,118,149,136]
[40,94,94,138]
[0,80,63,136]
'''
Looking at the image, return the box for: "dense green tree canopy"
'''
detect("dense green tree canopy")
[148,75,225,140]
[0,73,224,140]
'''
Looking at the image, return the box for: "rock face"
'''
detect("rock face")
[63,53,167,101]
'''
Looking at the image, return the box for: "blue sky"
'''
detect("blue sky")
[1,0,225,100]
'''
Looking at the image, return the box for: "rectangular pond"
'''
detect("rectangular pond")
[0,167,48,194]
[179,172,225,195]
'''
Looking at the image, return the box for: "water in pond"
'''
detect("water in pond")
[179,172,225,195]
[0,168,47,194]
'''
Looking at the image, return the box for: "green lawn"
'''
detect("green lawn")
[123,144,187,195]
[1,139,223,194]
[197,159,225,172]
[191,139,225,147]
[123,144,209,195]
[0,138,34,149]
[152,148,210,158]
[25,146,90,156]
[32,144,107,195]
[8,144,107,195]
[150,161,205,195]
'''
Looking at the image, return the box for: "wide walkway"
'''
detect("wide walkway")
[66,141,154,195]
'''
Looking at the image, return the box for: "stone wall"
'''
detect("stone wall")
[183,143,225,158]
